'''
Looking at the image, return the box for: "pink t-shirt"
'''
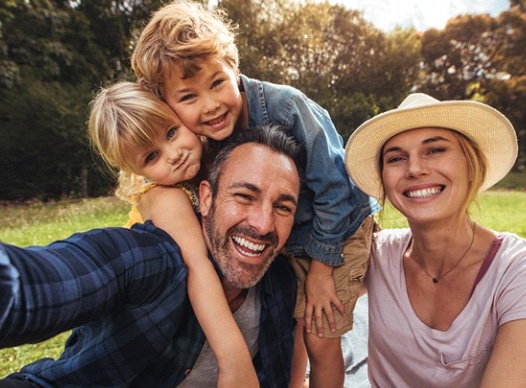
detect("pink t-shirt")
[366,229,526,387]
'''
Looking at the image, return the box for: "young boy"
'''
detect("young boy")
[131,1,379,386]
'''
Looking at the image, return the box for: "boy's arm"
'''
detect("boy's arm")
[141,186,259,387]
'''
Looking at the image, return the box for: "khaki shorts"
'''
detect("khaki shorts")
[288,216,375,337]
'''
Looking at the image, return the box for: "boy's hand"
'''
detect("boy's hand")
[304,260,345,337]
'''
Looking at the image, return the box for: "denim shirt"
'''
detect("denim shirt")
[242,74,380,266]
[0,221,296,387]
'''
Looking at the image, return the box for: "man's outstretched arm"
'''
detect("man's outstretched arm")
[0,222,183,347]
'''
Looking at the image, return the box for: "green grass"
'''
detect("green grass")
[1,175,526,377]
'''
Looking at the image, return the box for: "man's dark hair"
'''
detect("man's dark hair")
[207,123,304,196]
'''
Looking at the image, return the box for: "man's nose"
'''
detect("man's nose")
[247,204,275,235]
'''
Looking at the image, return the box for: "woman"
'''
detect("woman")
[344,93,526,387]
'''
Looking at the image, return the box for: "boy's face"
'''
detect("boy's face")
[162,58,244,141]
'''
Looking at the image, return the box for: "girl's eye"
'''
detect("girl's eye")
[145,152,157,163]
[167,128,176,139]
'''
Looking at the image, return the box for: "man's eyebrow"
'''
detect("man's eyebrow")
[228,181,298,206]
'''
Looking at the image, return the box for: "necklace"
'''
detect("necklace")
[415,222,476,283]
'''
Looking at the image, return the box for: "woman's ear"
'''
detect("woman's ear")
[199,180,212,217]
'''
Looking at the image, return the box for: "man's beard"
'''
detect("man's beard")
[205,203,278,289]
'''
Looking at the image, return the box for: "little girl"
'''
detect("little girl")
[88,81,258,387]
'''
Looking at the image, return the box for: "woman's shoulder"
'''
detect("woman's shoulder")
[375,228,411,244]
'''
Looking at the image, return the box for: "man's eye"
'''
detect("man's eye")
[275,204,293,215]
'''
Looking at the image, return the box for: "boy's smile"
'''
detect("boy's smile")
[162,58,246,141]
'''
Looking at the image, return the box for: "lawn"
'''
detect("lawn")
[1,176,526,377]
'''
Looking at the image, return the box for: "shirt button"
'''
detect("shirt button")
[185,369,191,376]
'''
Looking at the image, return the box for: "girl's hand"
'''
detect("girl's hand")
[217,358,260,388]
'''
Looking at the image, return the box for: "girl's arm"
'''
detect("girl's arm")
[480,319,526,387]
[140,186,259,387]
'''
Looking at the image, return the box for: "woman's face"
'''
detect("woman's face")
[381,127,470,225]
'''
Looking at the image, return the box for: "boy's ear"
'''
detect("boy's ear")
[199,180,212,217]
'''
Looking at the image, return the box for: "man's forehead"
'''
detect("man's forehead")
[223,143,299,187]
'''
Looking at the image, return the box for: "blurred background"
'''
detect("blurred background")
[1,0,524,200]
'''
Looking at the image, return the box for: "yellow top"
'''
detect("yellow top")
[124,181,199,228]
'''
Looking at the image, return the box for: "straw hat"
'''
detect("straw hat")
[344,93,518,199]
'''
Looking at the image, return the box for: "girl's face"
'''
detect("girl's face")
[162,58,244,141]
[126,114,202,186]
[381,127,470,225]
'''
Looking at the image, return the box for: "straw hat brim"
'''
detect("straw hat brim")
[344,99,518,199]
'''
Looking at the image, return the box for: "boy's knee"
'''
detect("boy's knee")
[305,335,342,361]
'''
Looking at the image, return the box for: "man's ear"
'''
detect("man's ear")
[199,180,212,217]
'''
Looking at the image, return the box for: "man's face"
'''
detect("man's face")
[200,143,300,289]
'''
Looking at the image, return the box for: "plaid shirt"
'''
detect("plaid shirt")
[0,221,296,387]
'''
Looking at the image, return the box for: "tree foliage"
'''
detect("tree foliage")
[0,0,524,199]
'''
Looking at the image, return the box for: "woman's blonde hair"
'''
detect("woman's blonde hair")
[131,0,239,96]
[88,81,178,201]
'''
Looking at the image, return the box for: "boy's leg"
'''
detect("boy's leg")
[290,319,309,388]
[305,335,344,388]
[306,216,375,388]
[288,256,311,388]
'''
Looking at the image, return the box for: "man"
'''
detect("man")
[0,124,301,387]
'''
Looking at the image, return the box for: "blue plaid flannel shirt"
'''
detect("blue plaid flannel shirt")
[0,221,296,387]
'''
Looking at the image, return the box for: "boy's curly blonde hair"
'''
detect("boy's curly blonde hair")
[131,0,239,97]
[88,81,178,202]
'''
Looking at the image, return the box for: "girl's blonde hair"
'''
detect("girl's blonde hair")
[131,0,239,96]
[88,81,178,201]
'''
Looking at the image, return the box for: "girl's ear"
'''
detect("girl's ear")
[199,180,212,217]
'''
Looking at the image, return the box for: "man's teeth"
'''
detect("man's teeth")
[406,187,442,198]
[233,236,265,255]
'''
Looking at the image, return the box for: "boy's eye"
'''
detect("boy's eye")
[180,93,195,102]
[211,79,223,89]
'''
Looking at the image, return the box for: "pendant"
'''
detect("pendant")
[433,278,438,283]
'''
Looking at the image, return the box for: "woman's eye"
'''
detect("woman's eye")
[167,128,176,139]
[386,155,404,164]
[428,147,445,155]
